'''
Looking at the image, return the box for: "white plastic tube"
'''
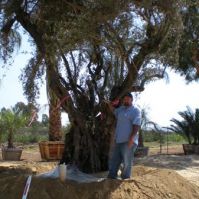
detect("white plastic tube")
[22,175,32,199]
[59,164,67,182]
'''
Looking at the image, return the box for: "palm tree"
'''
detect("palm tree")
[48,91,62,141]
[169,107,199,145]
[46,67,62,141]
[0,107,27,148]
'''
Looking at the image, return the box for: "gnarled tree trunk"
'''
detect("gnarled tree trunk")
[60,100,116,173]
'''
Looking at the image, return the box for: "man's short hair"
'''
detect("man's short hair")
[123,92,133,99]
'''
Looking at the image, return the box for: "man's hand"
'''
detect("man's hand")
[128,137,134,148]
[128,125,140,148]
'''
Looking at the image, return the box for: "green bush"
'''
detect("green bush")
[166,133,185,143]
[144,131,161,142]
[14,134,48,144]
[143,131,185,143]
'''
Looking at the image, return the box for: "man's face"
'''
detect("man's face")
[123,96,132,107]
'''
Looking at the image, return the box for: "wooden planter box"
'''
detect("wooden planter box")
[39,141,65,161]
[2,147,22,161]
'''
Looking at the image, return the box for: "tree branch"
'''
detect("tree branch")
[14,5,45,55]
[1,17,16,35]
[70,51,78,83]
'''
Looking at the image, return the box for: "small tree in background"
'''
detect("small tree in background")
[169,107,199,145]
[42,114,49,127]
[0,107,27,148]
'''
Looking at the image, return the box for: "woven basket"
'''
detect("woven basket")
[39,141,65,161]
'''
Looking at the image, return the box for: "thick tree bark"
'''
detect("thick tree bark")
[47,64,62,141]
[48,97,62,141]
[60,101,116,173]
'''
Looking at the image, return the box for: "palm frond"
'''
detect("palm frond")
[169,106,199,144]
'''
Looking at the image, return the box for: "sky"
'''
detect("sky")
[136,71,199,127]
[0,34,199,127]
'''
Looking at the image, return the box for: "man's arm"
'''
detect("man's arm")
[128,124,140,148]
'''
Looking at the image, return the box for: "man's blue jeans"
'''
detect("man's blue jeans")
[108,142,137,179]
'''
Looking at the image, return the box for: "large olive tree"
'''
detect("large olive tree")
[0,0,198,172]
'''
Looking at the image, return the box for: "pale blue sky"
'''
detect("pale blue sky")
[0,34,199,127]
[137,71,199,127]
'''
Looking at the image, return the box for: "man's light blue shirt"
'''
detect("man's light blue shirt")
[114,105,141,145]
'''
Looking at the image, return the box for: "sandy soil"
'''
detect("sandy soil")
[135,154,199,187]
[0,144,199,199]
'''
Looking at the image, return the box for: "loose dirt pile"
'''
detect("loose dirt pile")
[136,154,199,187]
[0,166,198,199]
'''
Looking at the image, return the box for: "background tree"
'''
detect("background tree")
[169,107,199,145]
[177,1,199,81]
[13,102,38,121]
[1,0,199,172]
[41,113,49,127]
[0,107,27,148]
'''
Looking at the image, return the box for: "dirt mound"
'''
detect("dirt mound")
[0,166,198,199]
[0,161,57,174]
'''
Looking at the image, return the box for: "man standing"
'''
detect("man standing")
[108,92,141,179]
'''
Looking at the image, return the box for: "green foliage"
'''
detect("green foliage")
[2,0,196,103]
[144,131,185,143]
[0,130,48,144]
[14,134,47,144]
[169,107,199,144]
[177,0,199,81]
[0,107,28,147]
[0,124,49,144]
[0,108,26,129]
[167,133,185,143]
[41,114,49,127]
[144,131,161,142]
[13,102,38,119]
